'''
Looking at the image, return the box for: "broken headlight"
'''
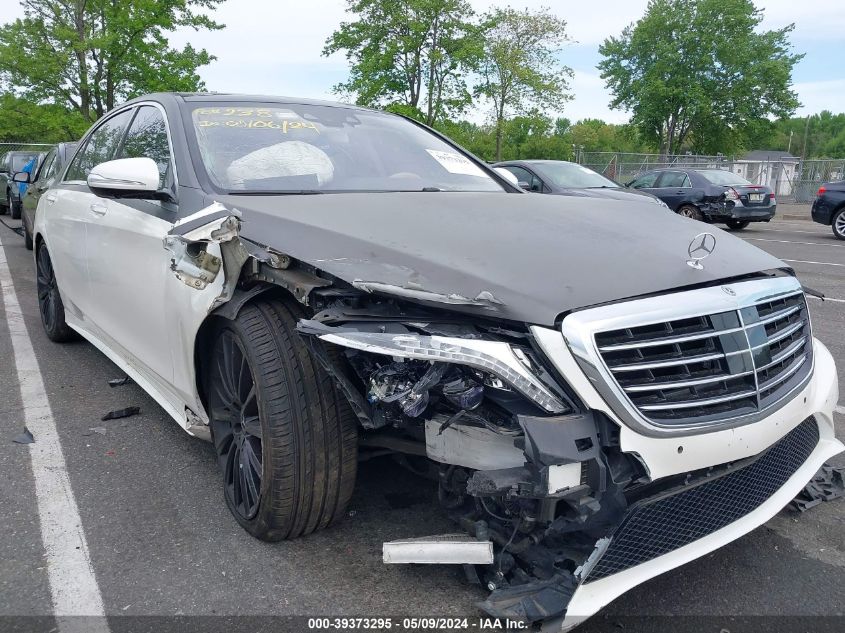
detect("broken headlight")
[316,330,569,414]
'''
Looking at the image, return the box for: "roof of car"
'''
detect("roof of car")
[496,160,576,165]
[119,92,371,112]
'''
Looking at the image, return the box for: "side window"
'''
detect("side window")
[630,172,658,189]
[64,109,135,182]
[505,165,543,192]
[505,165,531,183]
[35,149,57,182]
[117,105,172,189]
[657,171,690,188]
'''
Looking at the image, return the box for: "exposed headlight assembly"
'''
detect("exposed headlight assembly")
[300,321,568,414]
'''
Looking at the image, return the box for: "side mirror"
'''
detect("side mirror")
[87,157,159,197]
[493,167,519,186]
[12,171,30,184]
[517,181,531,191]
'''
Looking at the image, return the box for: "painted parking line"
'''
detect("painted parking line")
[780,258,845,268]
[752,226,828,236]
[0,231,110,632]
[743,237,845,248]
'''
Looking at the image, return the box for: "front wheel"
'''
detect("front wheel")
[36,244,76,342]
[10,198,21,220]
[832,208,845,241]
[725,219,750,231]
[677,205,703,221]
[23,219,33,250]
[206,298,357,541]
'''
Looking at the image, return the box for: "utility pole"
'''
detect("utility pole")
[787,130,793,154]
[801,115,811,159]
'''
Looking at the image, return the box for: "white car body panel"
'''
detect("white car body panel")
[34,188,227,434]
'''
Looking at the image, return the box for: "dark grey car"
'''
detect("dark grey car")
[494,159,669,208]
[32,93,833,630]
[20,142,78,250]
[627,168,777,230]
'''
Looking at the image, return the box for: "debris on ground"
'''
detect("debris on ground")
[101,406,140,421]
[790,464,845,512]
[82,427,108,436]
[108,376,132,388]
[12,427,35,444]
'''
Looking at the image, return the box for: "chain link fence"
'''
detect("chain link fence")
[0,142,56,176]
[575,151,845,204]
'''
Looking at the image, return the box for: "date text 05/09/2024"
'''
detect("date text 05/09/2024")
[307,618,528,630]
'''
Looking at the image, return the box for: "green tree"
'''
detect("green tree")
[598,0,802,155]
[0,0,223,123]
[324,0,482,126]
[0,93,89,142]
[477,7,572,161]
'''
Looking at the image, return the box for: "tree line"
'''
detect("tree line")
[1,0,843,161]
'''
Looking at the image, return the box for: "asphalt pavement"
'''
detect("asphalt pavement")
[0,214,843,632]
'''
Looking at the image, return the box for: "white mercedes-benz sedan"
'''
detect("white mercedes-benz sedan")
[33,92,841,629]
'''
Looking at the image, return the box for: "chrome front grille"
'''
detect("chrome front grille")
[561,277,814,435]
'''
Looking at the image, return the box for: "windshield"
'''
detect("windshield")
[534,162,618,189]
[699,169,751,186]
[189,102,502,193]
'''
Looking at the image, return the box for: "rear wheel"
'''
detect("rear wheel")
[677,205,703,221]
[36,244,76,342]
[833,208,845,241]
[206,298,357,541]
[725,219,750,231]
[0,190,8,216]
[10,198,21,220]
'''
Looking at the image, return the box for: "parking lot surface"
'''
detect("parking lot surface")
[0,215,843,630]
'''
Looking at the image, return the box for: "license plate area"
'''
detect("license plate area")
[749,193,764,202]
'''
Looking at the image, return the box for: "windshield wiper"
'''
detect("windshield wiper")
[227,190,324,195]
[585,185,618,189]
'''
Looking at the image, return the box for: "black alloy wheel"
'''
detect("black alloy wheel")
[36,244,75,342]
[209,330,263,521]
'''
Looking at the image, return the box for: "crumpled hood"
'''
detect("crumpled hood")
[219,192,787,326]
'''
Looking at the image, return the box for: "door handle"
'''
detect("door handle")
[90,202,107,216]
[46,193,58,204]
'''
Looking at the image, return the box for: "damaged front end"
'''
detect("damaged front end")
[295,301,643,625]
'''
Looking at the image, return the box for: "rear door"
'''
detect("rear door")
[46,108,136,321]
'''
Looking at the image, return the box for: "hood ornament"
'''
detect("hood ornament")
[686,232,717,270]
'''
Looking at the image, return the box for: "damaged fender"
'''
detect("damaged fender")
[163,203,248,310]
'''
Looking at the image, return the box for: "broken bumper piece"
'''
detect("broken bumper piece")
[387,418,843,630]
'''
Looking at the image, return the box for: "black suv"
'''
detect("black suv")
[811,181,845,240]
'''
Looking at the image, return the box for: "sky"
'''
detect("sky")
[2,0,843,124]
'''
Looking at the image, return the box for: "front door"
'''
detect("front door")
[83,105,180,389]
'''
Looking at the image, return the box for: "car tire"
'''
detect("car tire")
[0,191,8,216]
[206,297,358,541]
[10,199,21,220]
[832,208,845,241]
[36,243,77,342]
[23,220,33,250]
[677,205,703,221]
[725,220,750,231]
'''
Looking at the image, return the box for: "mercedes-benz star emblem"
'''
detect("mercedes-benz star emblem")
[686,232,717,270]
